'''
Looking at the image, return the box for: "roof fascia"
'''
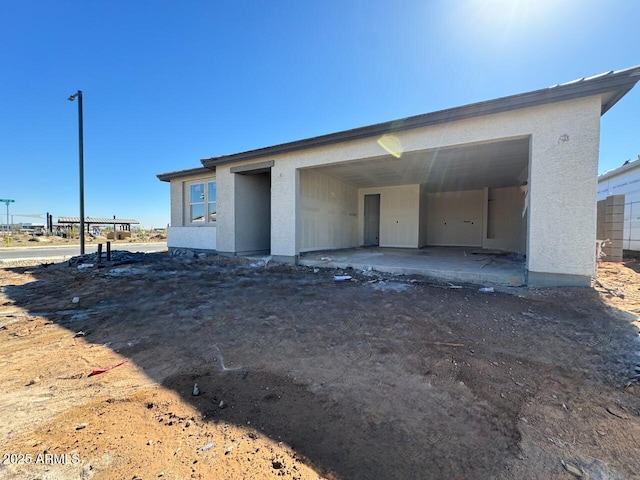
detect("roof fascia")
[157,166,215,182]
[599,158,640,182]
[201,67,640,168]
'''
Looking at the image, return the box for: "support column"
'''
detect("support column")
[270,165,299,264]
[526,98,601,287]
[215,167,235,255]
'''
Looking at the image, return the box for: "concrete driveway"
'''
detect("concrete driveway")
[299,246,526,286]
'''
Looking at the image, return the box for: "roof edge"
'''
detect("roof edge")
[157,166,215,182]
[599,156,640,181]
[57,217,140,224]
[202,65,640,168]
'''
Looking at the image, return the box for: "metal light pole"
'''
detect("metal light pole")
[68,90,85,255]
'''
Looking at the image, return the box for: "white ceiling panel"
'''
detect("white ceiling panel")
[309,137,530,192]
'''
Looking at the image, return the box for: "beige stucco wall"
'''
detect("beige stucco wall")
[427,190,484,247]
[216,168,275,255]
[214,168,235,253]
[168,172,217,227]
[299,169,358,252]
[167,172,217,251]
[167,226,217,251]
[198,94,601,281]
[526,97,600,280]
[358,185,420,248]
[270,164,299,258]
[234,173,271,253]
[170,180,183,226]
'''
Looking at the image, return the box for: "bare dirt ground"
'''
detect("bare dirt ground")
[0,253,639,480]
[0,233,166,248]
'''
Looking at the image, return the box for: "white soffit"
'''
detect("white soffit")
[311,137,530,192]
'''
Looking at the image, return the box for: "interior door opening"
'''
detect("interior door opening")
[364,194,381,246]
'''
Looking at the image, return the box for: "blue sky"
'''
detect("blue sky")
[1,0,638,228]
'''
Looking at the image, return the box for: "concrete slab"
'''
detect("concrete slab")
[299,247,526,287]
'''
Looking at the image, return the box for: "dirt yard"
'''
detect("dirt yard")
[0,233,166,248]
[0,253,639,479]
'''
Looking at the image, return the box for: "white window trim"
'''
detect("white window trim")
[184,178,217,226]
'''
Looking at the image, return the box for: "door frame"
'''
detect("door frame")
[363,193,381,246]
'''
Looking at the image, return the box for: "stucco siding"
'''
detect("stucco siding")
[167,226,216,251]
[170,180,182,226]
[234,173,271,253]
[270,164,299,258]
[215,168,235,253]
[526,96,601,278]
[168,172,217,227]
[184,94,603,281]
[299,169,358,252]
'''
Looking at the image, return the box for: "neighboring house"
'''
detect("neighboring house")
[158,66,640,287]
[598,156,640,251]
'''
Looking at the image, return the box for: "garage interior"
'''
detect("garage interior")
[298,136,530,285]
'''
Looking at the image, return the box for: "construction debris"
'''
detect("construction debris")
[333,275,353,282]
[88,358,129,377]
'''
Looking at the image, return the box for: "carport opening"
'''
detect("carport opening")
[233,170,271,255]
[298,135,530,260]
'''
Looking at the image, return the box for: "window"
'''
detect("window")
[189,183,205,222]
[208,181,217,222]
[187,180,217,224]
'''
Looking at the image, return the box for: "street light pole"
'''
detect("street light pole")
[68,90,85,255]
